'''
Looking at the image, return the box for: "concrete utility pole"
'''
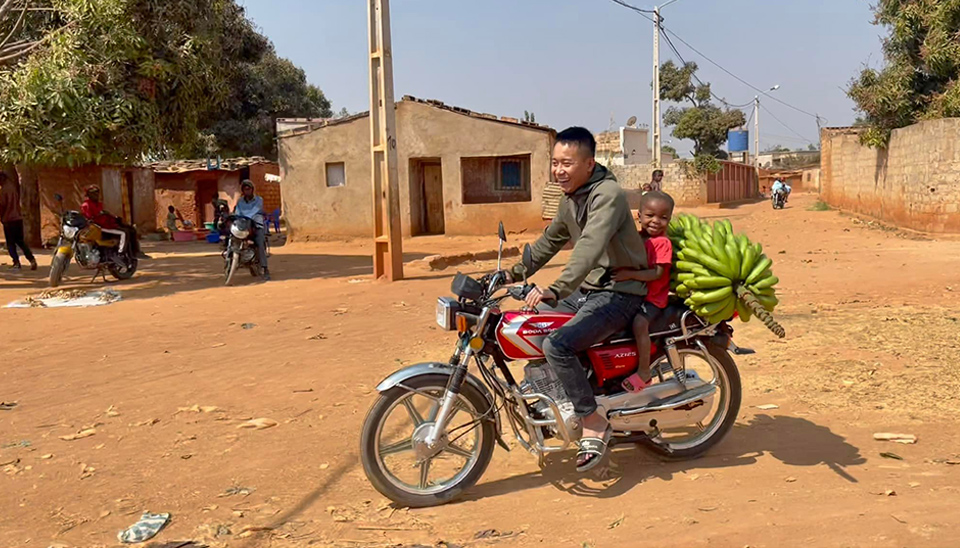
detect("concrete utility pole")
[368,0,403,281]
[651,0,680,169]
[754,95,760,178]
[652,7,661,169]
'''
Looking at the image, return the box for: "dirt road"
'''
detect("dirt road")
[2,194,959,547]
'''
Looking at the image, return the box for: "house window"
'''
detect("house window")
[326,162,345,187]
[462,154,531,204]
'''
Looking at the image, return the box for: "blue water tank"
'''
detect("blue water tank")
[728,130,749,152]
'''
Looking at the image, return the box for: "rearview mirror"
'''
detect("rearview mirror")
[521,244,532,283]
[498,221,506,243]
[54,193,63,201]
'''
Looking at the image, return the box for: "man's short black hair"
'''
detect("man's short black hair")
[652,169,664,177]
[640,190,675,212]
[168,205,175,212]
[555,126,596,158]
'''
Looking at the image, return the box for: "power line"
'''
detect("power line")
[659,25,823,122]
[658,26,752,109]
[607,0,655,22]
[760,103,814,145]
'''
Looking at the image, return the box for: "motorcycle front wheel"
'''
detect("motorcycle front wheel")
[224,251,240,286]
[360,374,496,508]
[49,252,70,288]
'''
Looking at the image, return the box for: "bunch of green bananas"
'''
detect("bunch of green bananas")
[667,213,785,338]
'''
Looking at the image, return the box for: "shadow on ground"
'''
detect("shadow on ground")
[0,240,434,300]
[461,413,865,503]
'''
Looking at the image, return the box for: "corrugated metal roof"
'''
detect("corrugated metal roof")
[146,157,275,174]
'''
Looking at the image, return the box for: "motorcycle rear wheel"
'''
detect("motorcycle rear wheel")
[639,343,741,460]
[360,374,496,508]
[108,257,138,281]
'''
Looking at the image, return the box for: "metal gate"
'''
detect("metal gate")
[707,161,757,203]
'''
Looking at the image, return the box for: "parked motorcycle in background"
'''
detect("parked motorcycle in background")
[359,223,752,507]
[49,194,139,287]
[221,215,268,285]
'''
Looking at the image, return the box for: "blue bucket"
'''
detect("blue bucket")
[205,232,221,244]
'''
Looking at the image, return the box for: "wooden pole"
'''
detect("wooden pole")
[368,0,403,281]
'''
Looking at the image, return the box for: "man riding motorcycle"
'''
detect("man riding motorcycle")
[81,186,142,260]
[504,126,648,472]
[771,178,791,202]
[234,179,270,281]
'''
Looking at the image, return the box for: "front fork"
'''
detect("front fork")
[424,306,494,448]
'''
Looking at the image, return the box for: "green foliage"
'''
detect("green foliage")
[763,144,791,153]
[848,0,960,147]
[659,60,745,157]
[201,49,332,158]
[808,200,830,212]
[661,144,678,157]
[678,153,723,178]
[0,0,330,164]
[523,110,536,123]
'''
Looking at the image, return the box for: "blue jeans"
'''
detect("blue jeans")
[542,289,647,416]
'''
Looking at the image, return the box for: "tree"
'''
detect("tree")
[661,144,678,158]
[807,143,819,151]
[523,110,536,123]
[200,48,332,158]
[848,1,960,147]
[659,60,745,159]
[0,0,269,165]
[336,107,350,118]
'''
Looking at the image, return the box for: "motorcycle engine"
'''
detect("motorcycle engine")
[78,243,100,266]
[240,248,256,263]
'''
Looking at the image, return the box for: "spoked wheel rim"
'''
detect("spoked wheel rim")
[373,386,483,496]
[650,348,731,451]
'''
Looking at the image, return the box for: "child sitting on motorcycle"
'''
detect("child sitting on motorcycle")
[612,191,675,392]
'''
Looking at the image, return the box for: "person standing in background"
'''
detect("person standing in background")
[0,172,37,271]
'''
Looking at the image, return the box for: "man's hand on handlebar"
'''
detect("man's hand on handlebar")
[525,286,556,309]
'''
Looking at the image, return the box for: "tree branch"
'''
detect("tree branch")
[0,19,73,65]
[0,0,21,22]
[0,1,28,50]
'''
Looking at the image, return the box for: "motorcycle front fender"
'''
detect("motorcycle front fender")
[376,362,505,448]
[56,245,74,257]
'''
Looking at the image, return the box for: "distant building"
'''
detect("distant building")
[753,149,821,169]
[145,157,280,230]
[595,126,675,166]
[276,96,556,239]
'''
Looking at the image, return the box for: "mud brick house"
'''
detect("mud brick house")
[15,164,158,244]
[276,96,556,240]
[146,157,280,230]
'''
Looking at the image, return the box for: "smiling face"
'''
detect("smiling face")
[551,142,595,195]
[639,197,673,237]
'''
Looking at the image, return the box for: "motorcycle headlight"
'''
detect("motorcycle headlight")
[62,225,79,239]
[230,225,250,239]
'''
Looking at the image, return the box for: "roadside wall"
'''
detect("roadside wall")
[821,119,960,233]
[607,163,705,209]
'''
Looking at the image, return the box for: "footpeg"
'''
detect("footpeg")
[727,340,755,355]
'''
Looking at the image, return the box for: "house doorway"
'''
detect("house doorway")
[195,180,219,226]
[409,159,444,235]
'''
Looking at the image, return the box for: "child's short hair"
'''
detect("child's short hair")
[640,190,675,213]
[168,205,175,212]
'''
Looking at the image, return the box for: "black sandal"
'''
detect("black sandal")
[576,426,612,472]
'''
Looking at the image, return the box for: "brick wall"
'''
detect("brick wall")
[607,163,705,208]
[154,174,198,230]
[249,162,281,215]
[821,120,960,233]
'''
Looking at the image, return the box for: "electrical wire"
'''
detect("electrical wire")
[760,103,814,145]
[659,25,823,122]
[607,0,656,22]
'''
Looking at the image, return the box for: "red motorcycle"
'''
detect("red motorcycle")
[360,224,752,507]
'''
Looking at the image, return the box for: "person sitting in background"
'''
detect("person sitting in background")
[642,169,664,193]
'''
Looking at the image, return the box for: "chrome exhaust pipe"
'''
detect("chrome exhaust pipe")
[608,383,717,419]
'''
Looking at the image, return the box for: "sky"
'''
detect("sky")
[238,0,885,157]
